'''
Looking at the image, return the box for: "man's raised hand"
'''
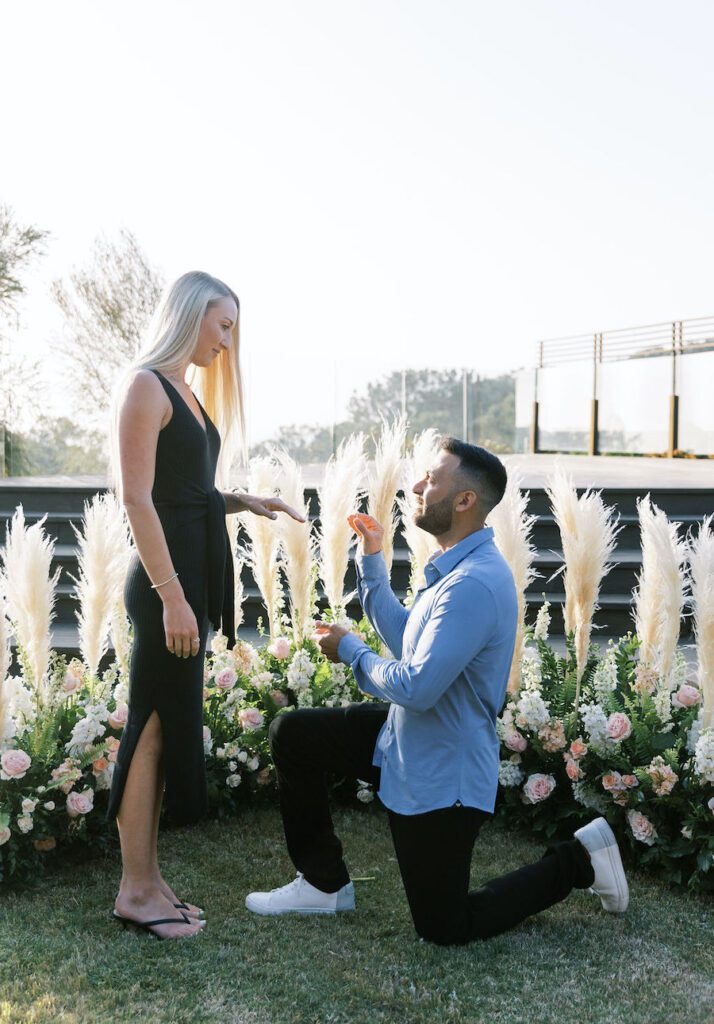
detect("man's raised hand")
[348,512,384,556]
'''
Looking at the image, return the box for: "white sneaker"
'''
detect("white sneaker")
[574,816,629,913]
[245,873,356,916]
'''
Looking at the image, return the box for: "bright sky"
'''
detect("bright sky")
[3,0,714,443]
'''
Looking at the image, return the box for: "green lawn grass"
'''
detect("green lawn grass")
[0,806,712,1024]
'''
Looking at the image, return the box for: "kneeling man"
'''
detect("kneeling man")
[246,438,628,945]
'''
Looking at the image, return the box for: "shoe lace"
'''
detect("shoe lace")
[270,872,304,896]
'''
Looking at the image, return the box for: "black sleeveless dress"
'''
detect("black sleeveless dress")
[107,369,235,826]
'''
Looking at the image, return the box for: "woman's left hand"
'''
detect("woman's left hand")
[239,492,306,523]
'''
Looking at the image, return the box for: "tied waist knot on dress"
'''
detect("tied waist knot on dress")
[154,482,236,648]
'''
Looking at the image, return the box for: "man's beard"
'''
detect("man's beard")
[414,494,455,536]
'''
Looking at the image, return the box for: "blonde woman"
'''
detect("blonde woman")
[107,271,303,939]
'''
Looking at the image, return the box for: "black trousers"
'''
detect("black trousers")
[269,703,595,946]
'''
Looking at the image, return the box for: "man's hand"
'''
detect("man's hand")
[348,512,384,555]
[312,621,351,663]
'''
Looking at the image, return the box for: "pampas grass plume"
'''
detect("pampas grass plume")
[1,506,60,704]
[633,495,688,685]
[272,449,315,641]
[689,515,714,729]
[71,493,132,681]
[490,468,538,694]
[243,456,284,637]
[398,429,440,596]
[318,434,366,616]
[367,417,406,577]
[546,469,619,700]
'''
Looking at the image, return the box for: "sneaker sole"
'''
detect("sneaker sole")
[578,818,629,913]
[245,896,350,916]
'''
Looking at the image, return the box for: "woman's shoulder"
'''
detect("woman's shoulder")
[121,368,171,417]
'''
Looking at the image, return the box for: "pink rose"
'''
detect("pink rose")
[0,826,10,846]
[504,731,527,753]
[66,788,94,818]
[672,685,701,709]
[1,749,31,780]
[521,773,556,804]
[601,771,625,794]
[108,702,129,730]
[606,713,632,742]
[270,689,289,708]
[62,670,82,696]
[215,667,238,691]
[565,757,582,782]
[627,809,658,846]
[238,708,264,731]
[268,637,291,661]
[569,738,588,760]
[105,737,121,763]
[92,757,109,777]
[621,775,639,789]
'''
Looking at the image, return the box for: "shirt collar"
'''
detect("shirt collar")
[422,527,494,588]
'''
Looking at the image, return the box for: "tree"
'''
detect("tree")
[346,369,515,451]
[0,205,48,475]
[0,206,47,318]
[252,368,516,462]
[52,229,164,420]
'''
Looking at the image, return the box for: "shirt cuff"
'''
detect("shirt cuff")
[356,550,389,581]
[337,632,369,665]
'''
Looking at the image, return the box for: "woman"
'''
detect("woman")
[107,271,303,939]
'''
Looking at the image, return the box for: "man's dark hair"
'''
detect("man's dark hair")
[439,437,507,515]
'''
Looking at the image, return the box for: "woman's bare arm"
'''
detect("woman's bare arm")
[119,370,199,658]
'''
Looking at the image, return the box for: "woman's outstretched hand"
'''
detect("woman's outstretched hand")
[240,493,306,523]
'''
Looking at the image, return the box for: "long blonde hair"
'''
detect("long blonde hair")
[109,271,246,496]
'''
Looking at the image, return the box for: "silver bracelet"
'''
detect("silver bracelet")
[151,571,179,590]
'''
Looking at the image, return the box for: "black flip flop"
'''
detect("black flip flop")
[112,910,200,940]
[174,901,206,920]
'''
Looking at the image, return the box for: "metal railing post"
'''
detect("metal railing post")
[667,321,681,457]
[530,346,542,453]
[589,333,600,456]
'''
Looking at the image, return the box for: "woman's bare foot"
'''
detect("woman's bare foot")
[156,875,204,919]
[114,886,205,940]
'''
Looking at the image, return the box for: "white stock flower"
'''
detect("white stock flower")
[21,798,38,815]
[515,690,550,732]
[580,703,616,756]
[591,648,618,706]
[16,815,34,834]
[287,649,317,692]
[694,730,714,783]
[520,656,542,691]
[251,671,273,689]
[65,703,109,756]
[533,601,551,642]
[687,713,703,755]
[297,690,314,708]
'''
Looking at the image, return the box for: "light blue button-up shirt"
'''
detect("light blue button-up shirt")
[337,527,518,816]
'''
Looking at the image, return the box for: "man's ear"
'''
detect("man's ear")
[455,490,478,513]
